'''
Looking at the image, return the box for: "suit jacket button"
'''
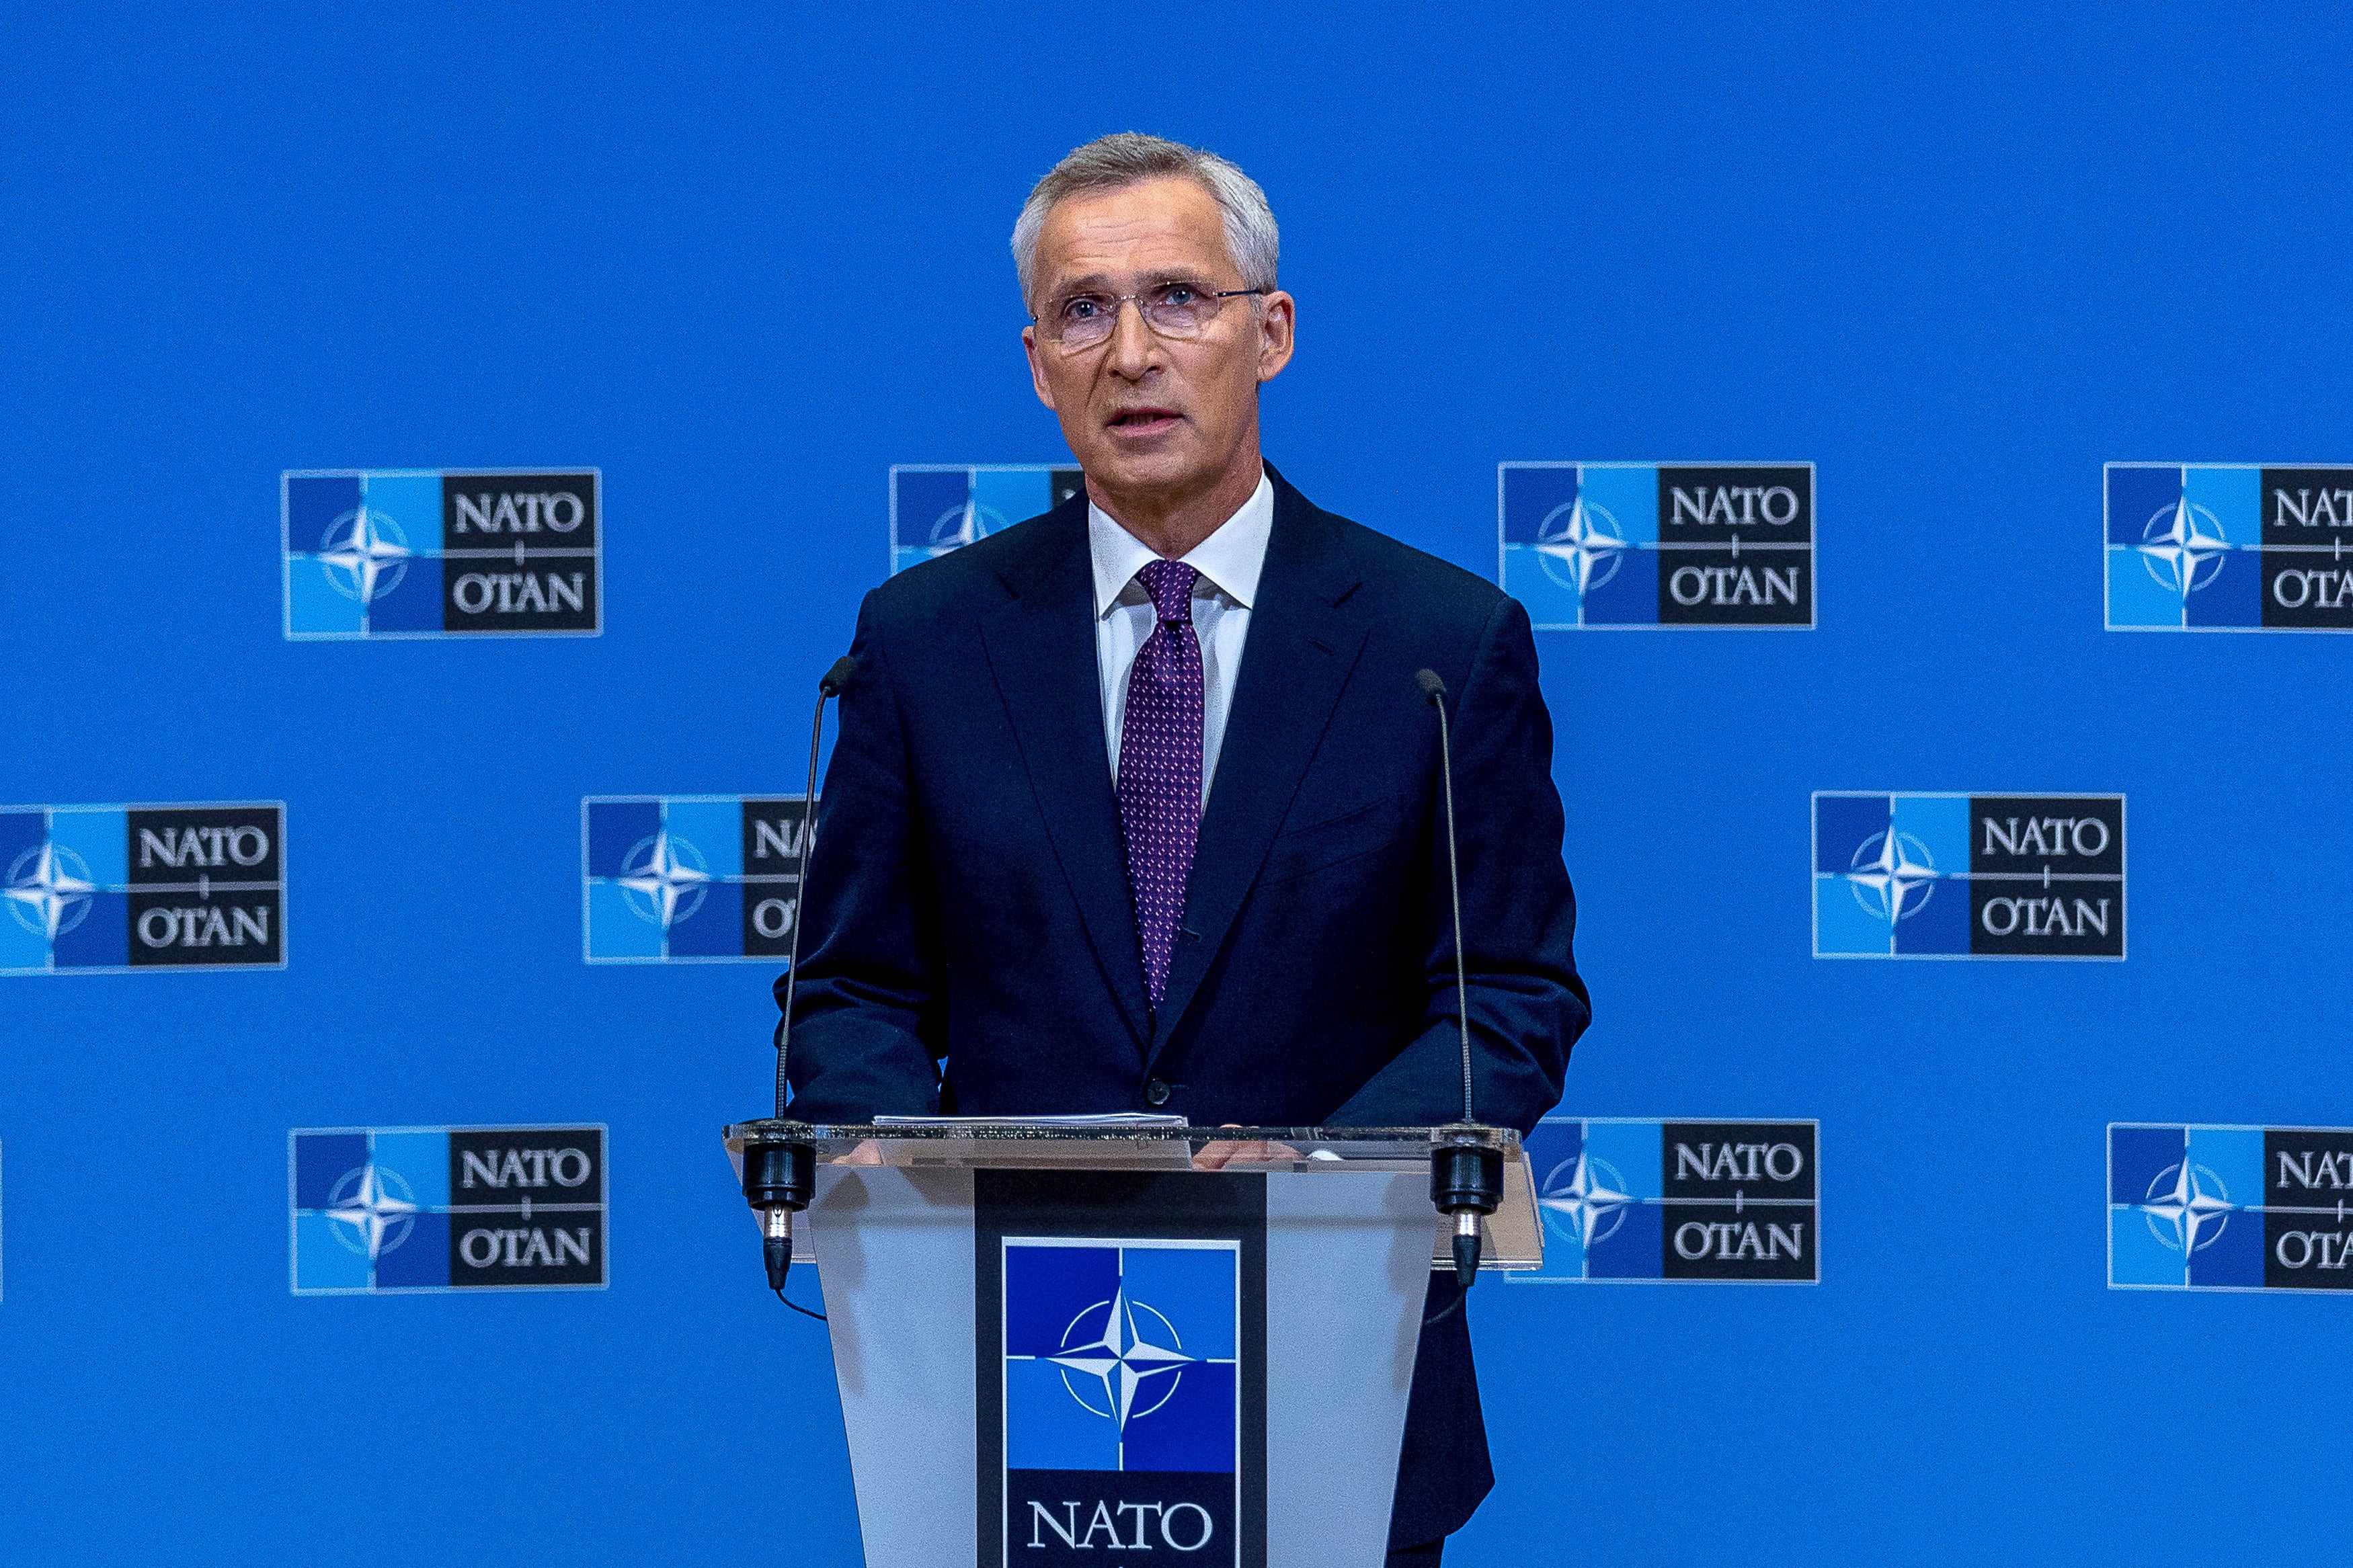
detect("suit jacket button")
[1142,1078,1172,1108]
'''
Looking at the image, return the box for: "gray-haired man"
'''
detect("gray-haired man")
[786,133,1589,1565]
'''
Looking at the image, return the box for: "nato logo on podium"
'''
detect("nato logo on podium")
[890,464,1083,575]
[2106,463,2353,631]
[1,802,284,975]
[282,468,601,638]
[1499,462,1816,629]
[1002,1239,1240,1558]
[581,795,813,962]
[1813,792,2125,959]
[290,1125,608,1294]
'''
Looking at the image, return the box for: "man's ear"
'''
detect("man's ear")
[1022,325,1059,411]
[1255,290,1296,385]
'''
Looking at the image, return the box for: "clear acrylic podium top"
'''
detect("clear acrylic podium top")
[721,1119,1544,1270]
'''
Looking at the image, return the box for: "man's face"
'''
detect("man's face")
[1021,177,1294,509]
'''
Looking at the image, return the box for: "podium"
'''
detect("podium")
[722,1122,1540,1567]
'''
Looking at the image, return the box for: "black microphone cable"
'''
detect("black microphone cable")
[1417,668,1505,1303]
[775,653,858,1119]
[1417,668,1475,1126]
[743,653,857,1308]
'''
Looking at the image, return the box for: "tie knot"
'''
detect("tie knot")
[1136,560,1199,624]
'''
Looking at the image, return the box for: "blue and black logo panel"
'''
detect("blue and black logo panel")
[290,1124,608,1294]
[284,468,601,638]
[1500,462,1815,629]
[1814,792,2124,959]
[2111,1124,2353,1290]
[1,802,284,974]
[1513,1118,1819,1284]
[582,795,812,962]
[890,465,1083,576]
[2106,462,2353,631]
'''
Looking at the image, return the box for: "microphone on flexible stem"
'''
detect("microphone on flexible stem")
[743,653,857,1294]
[1416,668,1504,1292]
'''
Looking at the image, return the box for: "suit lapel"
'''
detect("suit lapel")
[1150,476,1368,1059]
[977,502,1154,1048]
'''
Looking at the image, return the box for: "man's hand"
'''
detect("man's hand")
[1191,1125,1301,1169]
[829,1138,885,1166]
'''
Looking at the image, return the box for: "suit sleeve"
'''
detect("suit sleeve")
[1325,594,1589,1135]
[771,590,946,1121]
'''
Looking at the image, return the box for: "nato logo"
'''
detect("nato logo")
[283,468,600,638]
[1814,792,2124,959]
[1499,463,1815,628]
[582,796,812,962]
[891,465,1082,575]
[1513,1118,1818,1283]
[2107,464,2353,630]
[290,1125,607,1294]
[1,803,284,975]
[2111,1124,2353,1292]
[1002,1237,1239,1559]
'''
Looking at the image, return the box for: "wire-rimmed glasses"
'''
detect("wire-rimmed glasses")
[1033,278,1270,350]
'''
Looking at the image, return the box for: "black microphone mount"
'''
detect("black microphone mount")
[1416,668,1505,1292]
[743,653,857,1295]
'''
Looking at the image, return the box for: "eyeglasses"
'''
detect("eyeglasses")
[1033,280,1270,349]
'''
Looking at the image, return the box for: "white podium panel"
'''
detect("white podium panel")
[721,1124,1536,1568]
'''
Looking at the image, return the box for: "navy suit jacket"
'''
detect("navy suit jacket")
[782,467,1588,1542]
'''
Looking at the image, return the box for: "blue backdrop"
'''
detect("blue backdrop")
[3,3,2349,1563]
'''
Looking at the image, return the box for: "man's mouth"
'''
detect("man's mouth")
[1106,407,1182,433]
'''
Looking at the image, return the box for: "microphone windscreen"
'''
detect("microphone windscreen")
[1414,667,1447,702]
[820,655,859,696]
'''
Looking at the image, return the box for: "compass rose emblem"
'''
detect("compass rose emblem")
[1048,1288,1198,1429]
[617,831,712,928]
[1532,497,1628,596]
[324,1163,422,1260]
[930,499,1011,556]
[317,507,415,603]
[5,840,96,940]
[1538,1149,1633,1247]
[2135,497,2235,600]
[1843,829,1939,923]
[2138,1159,2237,1255]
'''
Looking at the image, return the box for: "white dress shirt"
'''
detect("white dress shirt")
[1090,472,1274,803]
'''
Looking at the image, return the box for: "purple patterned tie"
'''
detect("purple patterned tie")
[1119,560,1203,1007]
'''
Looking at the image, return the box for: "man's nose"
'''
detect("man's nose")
[1105,297,1158,377]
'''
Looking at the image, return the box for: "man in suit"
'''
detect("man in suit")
[781,132,1588,1565]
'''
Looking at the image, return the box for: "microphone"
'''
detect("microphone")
[1416,668,1503,1292]
[744,653,858,1295]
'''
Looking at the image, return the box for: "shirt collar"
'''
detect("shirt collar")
[1088,471,1275,618]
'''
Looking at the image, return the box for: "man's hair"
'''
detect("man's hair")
[1011,132,1279,315]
